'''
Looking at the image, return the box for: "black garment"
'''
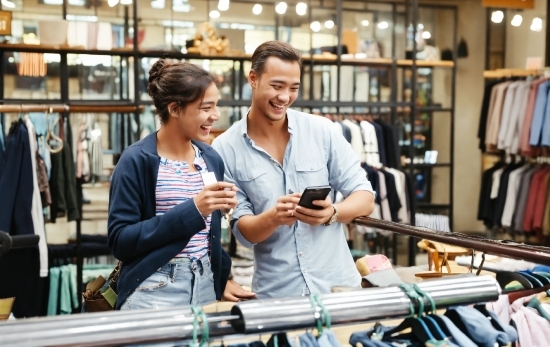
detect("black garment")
[369,120,387,167]
[478,81,501,152]
[477,162,505,228]
[380,169,402,222]
[403,171,414,219]
[0,248,43,318]
[375,119,400,169]
[0,120,34,236]
[362,164,380,204]
[339,121,353,144]
[493,162,523,228]
[49,141,80,223]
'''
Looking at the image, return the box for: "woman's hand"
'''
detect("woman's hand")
[222,280,256,302]
[194,182,238,217]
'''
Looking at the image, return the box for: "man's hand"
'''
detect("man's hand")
[294,196,334,226]
[269,193,301,227]
[222,280,257,302]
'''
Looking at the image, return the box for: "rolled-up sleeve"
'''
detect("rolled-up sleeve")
[326,124,376,198]
[212,139,257,248]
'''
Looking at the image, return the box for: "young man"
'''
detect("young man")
[212,41,375,298]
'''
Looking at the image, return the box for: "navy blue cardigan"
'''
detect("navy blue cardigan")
[107,132,231,309]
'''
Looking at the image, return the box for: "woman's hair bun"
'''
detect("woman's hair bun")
[148,58,172,85]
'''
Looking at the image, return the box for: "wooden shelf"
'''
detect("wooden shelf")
[397,59,455,68]
[0,43,134,55]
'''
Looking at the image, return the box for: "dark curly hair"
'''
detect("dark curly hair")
[147,58,216,124]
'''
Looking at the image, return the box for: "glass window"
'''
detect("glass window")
[3,52,61,100]
[67,54,130,101]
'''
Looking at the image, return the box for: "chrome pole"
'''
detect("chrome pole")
[0,276,501,347]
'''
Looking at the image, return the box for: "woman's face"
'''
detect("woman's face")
[170,82,220,143]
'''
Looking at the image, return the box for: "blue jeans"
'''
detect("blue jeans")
[121,255,217,310]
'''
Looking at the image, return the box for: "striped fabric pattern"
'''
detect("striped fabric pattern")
[156,144,211,260]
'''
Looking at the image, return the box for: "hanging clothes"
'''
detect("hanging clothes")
[24,118,48,277]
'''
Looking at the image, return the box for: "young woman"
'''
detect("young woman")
[108,58,255,310]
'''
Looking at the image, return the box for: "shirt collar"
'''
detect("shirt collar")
[240,107,296,138]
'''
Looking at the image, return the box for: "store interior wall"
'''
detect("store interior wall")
[505,0,547,69]
[451,0,486,233]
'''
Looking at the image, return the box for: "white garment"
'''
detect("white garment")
[504,81,531,154]
[497,81,522,150]
[490,167,505,199]
[359,121,380,166]
[455,254,537,272]
[67,21,89,49]
[501,164,529,228]
[386,168,409,224]
[342,120,365,163]
[96,23,113,50]
[25,118,48,277]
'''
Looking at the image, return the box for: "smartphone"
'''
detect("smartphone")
[298,185,332,210]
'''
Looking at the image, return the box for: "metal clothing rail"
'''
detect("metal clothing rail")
[0,232,40,258]
[0,104,144,113]
[0,276,501,347]
[354,217,550,265]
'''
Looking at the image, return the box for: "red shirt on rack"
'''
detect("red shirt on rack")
[523,166,550,234]
[533,167,550,241]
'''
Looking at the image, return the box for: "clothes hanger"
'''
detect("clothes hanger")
[45,107,63,154]
[190,305,209,347]
[496,271,535,291]
[525,292,550,322]
[518,271,545,288]
[412,284,449,342]
[520,271,550,286]
[381,284,436,344]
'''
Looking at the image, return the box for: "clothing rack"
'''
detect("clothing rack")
[353,217,550,265]
[0,104,143,113]
[0,276,501,347]
[483,69,542,79]
[0,103,143,311]
[0,232,40,258]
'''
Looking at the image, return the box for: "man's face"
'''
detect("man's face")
[249,57,301,122]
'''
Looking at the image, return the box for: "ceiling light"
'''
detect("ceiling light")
[151,0,164,9]
[173,0,191,12]
[511,14,523,27]
[275,2,287,15]
[218,0,229,11]
[491,10,504,24]
[252,4,262,15]
[361,20,369,26]
[108,0,119,5]
[531,17,543,32]
[325,20,334,29]
[120,0,132,4]
[377,21,389,29]
[418,23,424,30]
[310,21,321,32]
[422,31,431,39]
[296,2,307,16]
[1,0,15,8]
[209,10,220,19]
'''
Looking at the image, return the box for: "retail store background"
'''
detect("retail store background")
[0,0,546,239]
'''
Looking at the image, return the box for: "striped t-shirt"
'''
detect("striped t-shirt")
[156,145,211,260]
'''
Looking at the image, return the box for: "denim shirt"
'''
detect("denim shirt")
[212,109,374,298]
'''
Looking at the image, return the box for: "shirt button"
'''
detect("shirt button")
[303,269,307,273]
[136,278,139,282]
[297,233,301,236]
[299,252,303,257]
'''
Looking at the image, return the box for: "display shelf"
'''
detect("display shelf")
[416,203,451,209]
[0,43,135,56]
[405,163,451,168]
[397,59,455,68]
